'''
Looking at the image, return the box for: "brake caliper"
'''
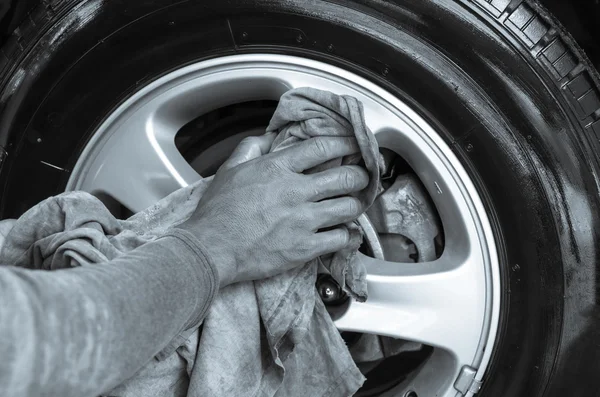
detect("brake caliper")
[367,174,441,262]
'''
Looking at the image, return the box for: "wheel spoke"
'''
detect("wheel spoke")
[77,113,200,213]
[334,250,486,364]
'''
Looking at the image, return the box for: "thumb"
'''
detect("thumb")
[221,133,277,170]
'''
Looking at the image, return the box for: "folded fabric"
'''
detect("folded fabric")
[0,87,383,397]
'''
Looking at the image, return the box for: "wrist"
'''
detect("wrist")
[156,228,220,329]
[175,221,236,289]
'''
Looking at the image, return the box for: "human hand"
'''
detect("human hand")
[179,134,369,288]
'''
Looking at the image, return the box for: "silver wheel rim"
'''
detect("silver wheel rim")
[66,54,500,397]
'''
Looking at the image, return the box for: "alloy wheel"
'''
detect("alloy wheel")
[66,54,500,397]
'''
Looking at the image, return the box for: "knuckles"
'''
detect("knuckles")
[345,197,362,216]
[280,243,310,263]
[340,168,357,191]
[257,154,288,176]
[338,228,351,245]
[329,228,350,247]
[309,137,331,161]
[274,184,302,206]
[338,166,368,192]
[291,239,320,262]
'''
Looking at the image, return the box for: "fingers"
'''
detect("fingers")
[275,137,360,173]
[311,196,365,229]
[307,228,357,258]
[221,133,276,170]
[308,165,369,201]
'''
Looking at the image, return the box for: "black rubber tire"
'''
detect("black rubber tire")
[1,1,599,396]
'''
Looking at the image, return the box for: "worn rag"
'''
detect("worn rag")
[0,87,383,396]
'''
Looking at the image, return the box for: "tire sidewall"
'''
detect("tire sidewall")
[1,1,599,396]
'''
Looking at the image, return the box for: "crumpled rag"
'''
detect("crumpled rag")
[0,87,384,396]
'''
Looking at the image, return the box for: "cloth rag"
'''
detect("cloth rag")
[0,87,384,397]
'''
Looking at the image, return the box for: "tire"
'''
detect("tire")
[0,1,599,396]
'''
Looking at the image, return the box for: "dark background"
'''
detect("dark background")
[0,0,598,69]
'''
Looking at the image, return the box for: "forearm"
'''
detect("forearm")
[0,228,217,397]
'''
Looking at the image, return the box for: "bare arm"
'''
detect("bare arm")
[0,229,217,397]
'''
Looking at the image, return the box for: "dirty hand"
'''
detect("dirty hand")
[179,134,369,288]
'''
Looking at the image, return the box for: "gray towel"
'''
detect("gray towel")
[0,88,383,397]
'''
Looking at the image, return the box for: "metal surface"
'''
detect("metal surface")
[66,54,500,397]
[454,366,483,396]
[317,274,346,305]
[367,174,441,262]
[378,234,417,263]
[357,213,385,260]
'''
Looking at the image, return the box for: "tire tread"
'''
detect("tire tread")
[472,0,600,156]
[0,0,72,88]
